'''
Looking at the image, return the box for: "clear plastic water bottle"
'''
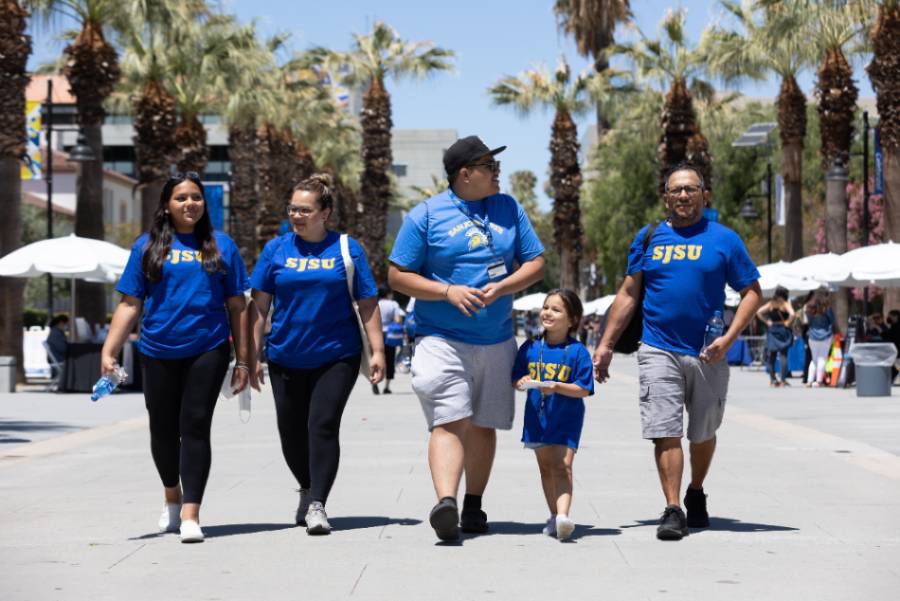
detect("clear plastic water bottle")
[91,367,126,402]
[703,310,726,350]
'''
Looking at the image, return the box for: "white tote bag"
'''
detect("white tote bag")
[339,234,372,379]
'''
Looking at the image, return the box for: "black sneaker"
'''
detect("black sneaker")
[372,384,380,395]
[460,508,489,533]
[684,486,710,528]
[429,498,459,541]
[656,505,688,540]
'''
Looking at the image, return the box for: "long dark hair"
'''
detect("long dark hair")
[543,288,584,337]
[141,172,224,282]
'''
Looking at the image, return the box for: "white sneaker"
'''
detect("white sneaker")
[158,502,181,533]
[556,515,575,541]
[305,501,331,535]
[542,515,557,537]
[295,488,311,525]
[179,519,204,543]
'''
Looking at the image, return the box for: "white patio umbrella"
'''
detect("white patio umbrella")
[582,294,616,316]
[0,234,130,337]
[513,292,546,312]
[838,242,900,287]
[724,261,823,305]
[781,252,851,287]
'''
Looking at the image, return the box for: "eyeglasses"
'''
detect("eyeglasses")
[286,205,317,217]
[666,185,702,196]
[170,171,201,182]
[467,160,501,173]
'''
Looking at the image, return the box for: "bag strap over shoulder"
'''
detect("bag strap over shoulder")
[339,234,355,300]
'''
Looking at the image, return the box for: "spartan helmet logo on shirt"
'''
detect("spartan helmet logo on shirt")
[466,227,487,251]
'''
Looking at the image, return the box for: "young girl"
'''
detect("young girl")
[512,289,594,541]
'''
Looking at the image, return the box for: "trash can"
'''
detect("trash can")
[0,356,16,393]
[849,343,898,397]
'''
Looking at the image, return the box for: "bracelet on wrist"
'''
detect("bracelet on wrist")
[443,284,451,298]
[234,364,250,372]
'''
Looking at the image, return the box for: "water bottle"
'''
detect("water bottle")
[91,367,126,402]
[703,310,726,350]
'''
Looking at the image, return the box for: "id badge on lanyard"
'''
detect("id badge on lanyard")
[449,190,506,280]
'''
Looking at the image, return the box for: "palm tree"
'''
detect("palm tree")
[0,0,31,377]
[28,0,123,326]
[489,57,596,290]
[307,21,454,285]
[617,9,714,193]
[554,0,632,138]
[867,0,900,310]
[701,0,815,260]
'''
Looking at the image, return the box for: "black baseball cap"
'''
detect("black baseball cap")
[443,135,507,178]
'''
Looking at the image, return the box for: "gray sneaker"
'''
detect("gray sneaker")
[305,501,331,535]
[295,488,311,526]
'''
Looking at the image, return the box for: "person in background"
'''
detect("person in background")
[867,313,887,341]
[249,173,384,536]
[45,315,69,373]
[377,287,405,394]
[884,310,900,383]
[756,286,795,387]
[803,289,835,387]
[101,171,249,543]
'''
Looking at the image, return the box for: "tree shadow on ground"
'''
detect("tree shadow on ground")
[623,517,798,533]
[328,516,422,530]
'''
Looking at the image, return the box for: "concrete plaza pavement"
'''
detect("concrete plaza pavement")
[2,352,899,600]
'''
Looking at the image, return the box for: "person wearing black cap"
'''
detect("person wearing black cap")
[389,135,545,541]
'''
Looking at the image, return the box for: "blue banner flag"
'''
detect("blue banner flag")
[874,127,884,195]
[204,184,224,230]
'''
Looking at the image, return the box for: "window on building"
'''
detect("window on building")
[390,164,407,177]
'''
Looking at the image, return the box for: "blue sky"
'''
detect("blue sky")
[27,0,875,209]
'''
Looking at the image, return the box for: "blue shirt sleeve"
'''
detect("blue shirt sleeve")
[116,236,148,299]
[512,198,544,263]
[388,202,428,271]
[571,344,595,395]
[512,340,531,382]
[349,237,378,300]
[220,234,249,298]
[249,238,277,294]
[625,225,650,276]
[724,231,760,292]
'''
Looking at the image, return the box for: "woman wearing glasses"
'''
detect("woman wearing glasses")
[248,173,384,535]
[101,172,250,543]
[388,136,545,541]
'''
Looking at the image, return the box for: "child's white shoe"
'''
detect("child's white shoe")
[179,519,204,543]
[157,502,181,533]
[542,515,557,537]
[556,515,575,541]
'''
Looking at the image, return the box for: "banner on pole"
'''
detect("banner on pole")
[874,126,884,195]
[203,184,224,229]
[21,101,42,180]
[775,174,785,226]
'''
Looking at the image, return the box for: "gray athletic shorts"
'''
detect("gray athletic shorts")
[636,344,729,443]
[410,335,517,431]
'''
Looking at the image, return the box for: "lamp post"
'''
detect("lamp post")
[44,79,54,323]
[65,127,96,339]
[733,123,777,264]
[862,111,870,317]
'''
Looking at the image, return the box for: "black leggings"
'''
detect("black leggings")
[268,355,361,505]
[766,349,789,383]
[384,345,397,381]
[140,343,229,504]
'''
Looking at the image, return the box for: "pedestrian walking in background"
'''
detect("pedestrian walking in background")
[756,286,795,387]
[803,289,835,388]
[593,164,761,541]
[101,172,250,543]
[389,135,545,541]
[248,174,384,535]
[377,287,405,394]
[512,289,594,541]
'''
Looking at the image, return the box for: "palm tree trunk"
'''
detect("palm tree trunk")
[175,114,209,175]
[550,109,583,291]
[256,125,299,250]
[359,77,393,286]
[133,78,176,231]
[776,75,806,261]
[817,48,858,170]
[74,123,108,328]
[594,52,611,141]
[825,168,849,335]
[0,0,31,381]
[228,125,258,271]
[868,2,900,311]
[657,78,711,194]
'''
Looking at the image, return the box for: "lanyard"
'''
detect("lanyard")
[537,336,570,416]
[448,189,496,254]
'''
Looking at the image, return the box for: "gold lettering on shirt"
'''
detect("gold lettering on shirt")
[688,245,702,260]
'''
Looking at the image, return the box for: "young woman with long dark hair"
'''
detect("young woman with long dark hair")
[101,172,249,543]
[248,173,384,535]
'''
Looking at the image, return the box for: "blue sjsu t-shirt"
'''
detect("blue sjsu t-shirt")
[626,218,759,356]
[116,231,249,359]
[512,337,595,449]
[250,231,377,369]
[389,190,544,345]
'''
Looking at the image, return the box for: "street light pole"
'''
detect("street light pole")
[862,111,870,317]
[766,158,773,265]
[45,78,53,322]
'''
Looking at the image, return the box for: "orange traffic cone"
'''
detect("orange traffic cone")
[829,334,843,387]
